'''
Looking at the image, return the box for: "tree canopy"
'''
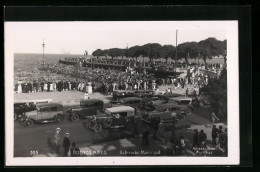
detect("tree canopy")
[92,37,226,63]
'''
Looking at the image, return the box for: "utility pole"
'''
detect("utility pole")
[42,39,45,69]
[175,30,178,73]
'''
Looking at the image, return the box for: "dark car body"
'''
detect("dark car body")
[14,99,52,120]
[68,99,108,121]
[141,111,176,131]
[83,106,135,132]
[112,90,135,102]
[113,97,143,109]
[20,102,65,127]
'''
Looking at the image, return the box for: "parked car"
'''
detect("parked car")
[113,97,143,109]
[169,96,193,113]
[19,102,65,127]
[82,106,135,132]
[133,93,160,104]
[14,99,52,120]
[68,99,110,121]
[112,90,135,103]
[141,111,176,131]
[155,103,191,117]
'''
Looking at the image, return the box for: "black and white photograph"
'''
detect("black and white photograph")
[5,20,239,165]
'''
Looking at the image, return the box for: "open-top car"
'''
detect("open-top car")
[14,99,52,120]
[67,99,110,121]
[19,102,65,127]
[82,106,135,132]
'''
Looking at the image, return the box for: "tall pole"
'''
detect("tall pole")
[42,39,45,68]
[175,30,178,73]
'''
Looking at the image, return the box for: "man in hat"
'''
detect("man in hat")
[54,127,61,154]
[63,133,71,156]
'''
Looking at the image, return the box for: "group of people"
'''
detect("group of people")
[192,125,228,156]
[51,127,80,157]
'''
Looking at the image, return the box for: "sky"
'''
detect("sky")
[5,21,227,55]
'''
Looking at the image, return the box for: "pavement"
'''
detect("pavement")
[34,121,227,157]
[14,86,227,157]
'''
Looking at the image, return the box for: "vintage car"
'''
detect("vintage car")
[169,96,193,112]
[155,103,191,116]
[112,90,135,102]
[133,93,160,104]
[19,102,65,127]
[82,106,135,132]
[141,111,176,131]
[113,97,144,109]
[67,99,110,121]
[14,99,52,120]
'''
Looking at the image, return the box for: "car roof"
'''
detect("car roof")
[121,97,142,101]
[80,99,103,103]
[170,96,192,101]
[113,90,135,93]
[156,103,179,109]
[14,99,53,104]
[106,106,135,113]
[36,102,63,108]
[163,93,185,97]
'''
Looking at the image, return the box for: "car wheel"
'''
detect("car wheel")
[185,108,192,115]
[93,123,102,132]
[83,121,90,127]
[54,115,63,124]
[103,119,112,127]
[24,119,34,127]
[71,114,79,122]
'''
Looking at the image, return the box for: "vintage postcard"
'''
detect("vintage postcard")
[5,21,239,166]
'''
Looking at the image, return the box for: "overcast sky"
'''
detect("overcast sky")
[5,21,227,55]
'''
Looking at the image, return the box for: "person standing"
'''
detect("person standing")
[155,120,165,141]
[53,127,61,154]
[211,112,219,124]
[63,133,71,157]
[141,126,150,148]
[211,125,219,145]
[198,129,207,148]
[193,129,199,148]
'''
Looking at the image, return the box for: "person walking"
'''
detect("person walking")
[63,133,71,157]
[53,127,61,154]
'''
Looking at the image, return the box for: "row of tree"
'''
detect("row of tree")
[92,37,227,65]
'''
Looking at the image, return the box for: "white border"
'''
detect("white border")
[5,21,239,166]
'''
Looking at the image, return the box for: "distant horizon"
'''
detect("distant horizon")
[6,21,227,54]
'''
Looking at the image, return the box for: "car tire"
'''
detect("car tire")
[54,115,63,124]
[71,114,79,122]
[24,119,34,127]
[83,121,90,128]
[185,108,192,115]
[103,119,112,127]
[93,123,102,132]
